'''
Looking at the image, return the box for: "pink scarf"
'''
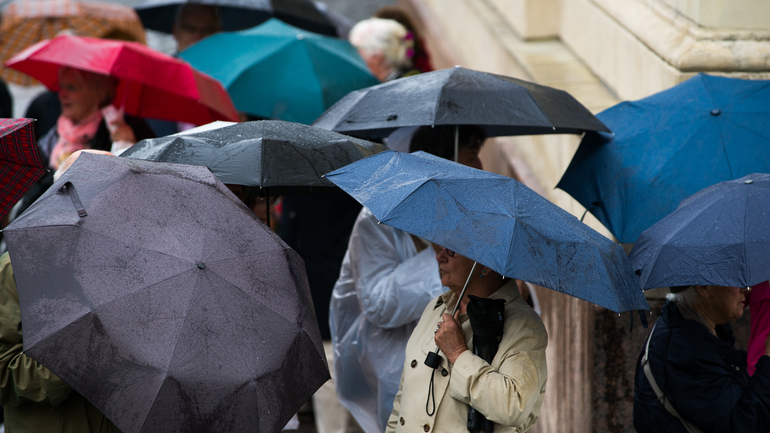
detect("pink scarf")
[49,110,103,169]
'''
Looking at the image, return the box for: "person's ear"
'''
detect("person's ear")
[694,285,709,297]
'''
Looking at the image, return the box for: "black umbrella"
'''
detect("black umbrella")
[135,0,342,37]
[466,295,506,433]
[312,66,611,139]
[123,120,386,195]
[3,153,329,433]
[121,120,387,224]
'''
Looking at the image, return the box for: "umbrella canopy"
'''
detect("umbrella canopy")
[121,120,387,195]
[0,118,45,221]
[3,153,329,433]
[179,19,378,124]
[0,0,147,86]
[557,73,770,244]
[312,66,611,139]
[135,0,341,37]
[5,34,239,125]
[325,150,649,314]
[629,173,770,290]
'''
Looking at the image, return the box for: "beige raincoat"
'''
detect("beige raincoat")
[386,280,547,433]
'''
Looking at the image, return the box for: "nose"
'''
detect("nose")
[435,247,450,260]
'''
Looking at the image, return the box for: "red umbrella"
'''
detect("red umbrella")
[0,118,45,221]
[5,35,239,125]
[0,0,147,86]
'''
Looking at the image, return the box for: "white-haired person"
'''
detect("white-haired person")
[349,18,417,83]
[634,285,770,433]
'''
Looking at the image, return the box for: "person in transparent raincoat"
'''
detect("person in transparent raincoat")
[328,125,486,432]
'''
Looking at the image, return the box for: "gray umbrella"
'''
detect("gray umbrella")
[121,120,387,196]
[3,153,329,433]
[312,66,611,139]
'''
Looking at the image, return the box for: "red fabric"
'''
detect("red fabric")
[748,281,770,375]
[0,118,45,220]
[5,35,239,125]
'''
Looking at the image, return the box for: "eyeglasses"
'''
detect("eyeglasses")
[441,247,455,257]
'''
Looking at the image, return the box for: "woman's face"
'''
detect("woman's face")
[58,69,100,124]
[436,246,477,293]
[700,285,749,324]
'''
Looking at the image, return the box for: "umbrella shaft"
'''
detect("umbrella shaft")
[430,261,478,356]
[454,124,459,163]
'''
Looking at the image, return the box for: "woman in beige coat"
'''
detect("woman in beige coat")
[386,247,548,433]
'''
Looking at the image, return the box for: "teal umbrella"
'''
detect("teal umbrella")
[179,18,378,124]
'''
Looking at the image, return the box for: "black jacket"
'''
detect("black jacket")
[634,300,770,433]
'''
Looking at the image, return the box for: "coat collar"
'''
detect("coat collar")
[433,279,521,311]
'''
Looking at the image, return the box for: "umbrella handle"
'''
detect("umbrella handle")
[425,261,478,369]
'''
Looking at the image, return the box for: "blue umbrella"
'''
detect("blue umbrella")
[629,173,770,289]
[325,150,649,313]
[557,74,770,244]
[179,18,378,124]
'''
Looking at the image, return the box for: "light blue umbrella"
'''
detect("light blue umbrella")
[325,150,649,314]
[179,18,378,124]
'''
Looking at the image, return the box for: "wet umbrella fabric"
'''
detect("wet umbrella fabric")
[629,173,770,290]
[5,34,239,125]
[0,118,45,220]
[3,153,329,433]
[557,74,770,244]
[325,150,648,314]
[312,66,611,139]
[179,19,378,124]
[0,0,147,86]
[121,120,387,195]
[135,0,340,37]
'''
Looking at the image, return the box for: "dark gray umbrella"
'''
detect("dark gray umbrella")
[312,66,611,139]
[135,0,342,37]
[3,153,329,433]
[121,120,387,196]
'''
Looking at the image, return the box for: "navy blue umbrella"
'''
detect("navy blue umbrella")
[557,74,770,244]
[629,173,770,289]
[325,150,649,313]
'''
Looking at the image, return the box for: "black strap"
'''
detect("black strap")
[60,181,87,218]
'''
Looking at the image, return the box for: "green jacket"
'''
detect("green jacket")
[0,252,121,433]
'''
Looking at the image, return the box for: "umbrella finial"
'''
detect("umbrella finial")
[711,109,721,116]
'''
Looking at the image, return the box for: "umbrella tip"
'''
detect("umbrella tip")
[454,65,461,68]
[197,262,206,269]
[745,179,753,184]
[711,109,721,116]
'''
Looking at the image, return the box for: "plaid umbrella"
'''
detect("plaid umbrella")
[0,118,45,221]
[0,0,147,85]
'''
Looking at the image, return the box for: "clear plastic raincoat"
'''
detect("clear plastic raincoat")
[329,208,444,433]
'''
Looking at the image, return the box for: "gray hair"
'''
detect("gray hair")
[349,18,412,71]
[666,285,698,307]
